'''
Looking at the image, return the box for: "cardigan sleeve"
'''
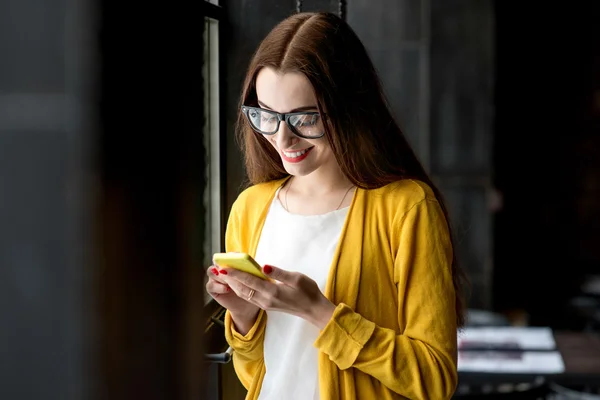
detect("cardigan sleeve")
[314,198,458,400]
[224,309,267,389]
[222,194,268,390]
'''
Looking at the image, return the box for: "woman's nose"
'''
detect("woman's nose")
[273,121,298,148]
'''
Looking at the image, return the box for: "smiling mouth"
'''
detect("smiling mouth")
[283,148,309,158]
[281,146,314,163]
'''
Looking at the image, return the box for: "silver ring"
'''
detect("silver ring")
[247,289,255,301]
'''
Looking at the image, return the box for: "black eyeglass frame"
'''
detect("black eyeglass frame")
[241,105,327,139]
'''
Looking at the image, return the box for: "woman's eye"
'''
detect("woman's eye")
[299,115,318,126]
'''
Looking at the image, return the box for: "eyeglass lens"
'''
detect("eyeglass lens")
[246,108,323,138]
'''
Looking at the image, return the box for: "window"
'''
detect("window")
[202,0,223,304]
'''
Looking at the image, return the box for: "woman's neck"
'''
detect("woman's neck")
[288,167,352,196]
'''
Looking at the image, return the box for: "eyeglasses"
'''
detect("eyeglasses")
[241,106,325,139]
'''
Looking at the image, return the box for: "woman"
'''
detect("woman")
[206,11,466,400]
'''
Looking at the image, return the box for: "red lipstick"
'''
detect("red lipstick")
[281,147,313,163]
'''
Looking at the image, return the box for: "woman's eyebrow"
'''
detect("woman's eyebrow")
[257,100,318,112]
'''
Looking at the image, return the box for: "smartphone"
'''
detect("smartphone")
[213,252,268,280]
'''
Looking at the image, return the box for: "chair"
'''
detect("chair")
[205,346,233,364]
[547,382,600,400]
[567,295,600,332]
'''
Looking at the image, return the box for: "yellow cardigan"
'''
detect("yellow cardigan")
[224,178,458,400]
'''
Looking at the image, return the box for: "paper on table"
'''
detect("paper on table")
[458,327,556,350]
[457,350,565,374]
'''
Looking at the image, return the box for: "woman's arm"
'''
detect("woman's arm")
[221,196,267,389]
[224,308,267,389]
[314,198,458,399]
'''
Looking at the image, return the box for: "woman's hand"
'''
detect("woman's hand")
[218,264,336,330]
[205,265,260,334]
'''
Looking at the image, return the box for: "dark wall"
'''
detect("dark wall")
[0,0,93,398]
[429,1,495,309]
[97,2,209,399]
[347,0,425,152]
[493,1,600,326]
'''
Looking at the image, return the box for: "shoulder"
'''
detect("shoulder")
[230,178,288,214]
[368,180,451,249]
[365,179,438,213]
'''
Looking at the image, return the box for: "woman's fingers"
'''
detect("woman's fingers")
[205,265,232,298]
[206,279,230,296]
[206,265,226,284]
[220,268,270,292]
[226,279,257,301]
[221,274,276,309]
[207,265,265,305]
[261,264,301,286]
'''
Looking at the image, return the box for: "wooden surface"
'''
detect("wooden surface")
[554,331,600,376]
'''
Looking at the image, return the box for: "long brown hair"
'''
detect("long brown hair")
[235,12,468,327]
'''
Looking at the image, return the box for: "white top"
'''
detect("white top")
[254,189,349,400]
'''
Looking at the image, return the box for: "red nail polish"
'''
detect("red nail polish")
[210,267,218,276]
[219,269,228,275]
[263,265,273,274]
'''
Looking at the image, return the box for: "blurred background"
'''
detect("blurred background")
[0,0,598,399]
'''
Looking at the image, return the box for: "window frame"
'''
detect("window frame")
[201,0,227,289]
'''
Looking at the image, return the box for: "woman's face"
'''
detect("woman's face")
[254,67,337,179]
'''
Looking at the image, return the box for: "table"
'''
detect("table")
[458,331,600,388]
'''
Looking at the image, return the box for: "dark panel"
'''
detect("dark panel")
[0,131,77,400]
[429,0,494,310]
[0,94,67,132]
[493,1,600,325]
[430,0,494,176]
[347,0,425,155]
[300,0,341,14]
[97,2,208,399]
[437,183,492,309]
[0,0,66,92]
[0,0,91,398]
[347,0,421,44]
[369,48,422,150]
